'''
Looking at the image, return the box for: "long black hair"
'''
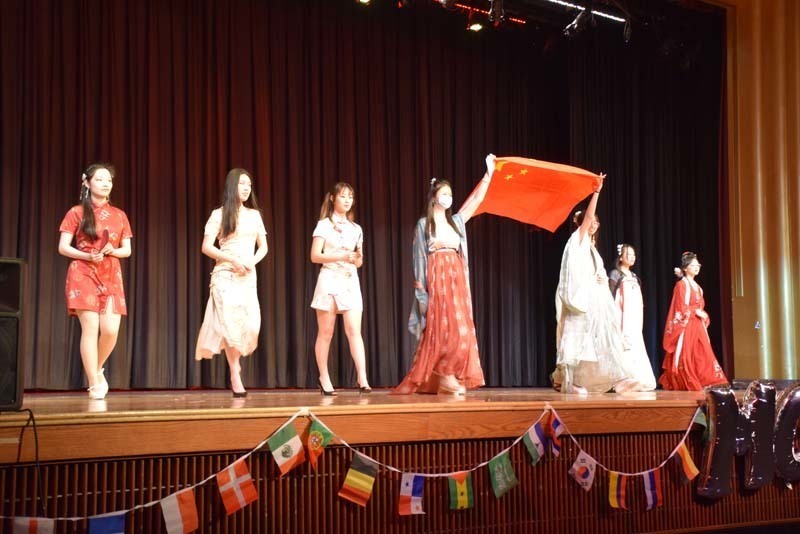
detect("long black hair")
[220,168,260,239]
[319,182,355,222]
[425,178,461,239]
[79,163,115,240]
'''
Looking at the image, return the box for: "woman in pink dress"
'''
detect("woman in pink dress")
[310,182,370,395]
[58,163,133,400]
[195,169,268,397]
[394,154,495,395]
[659,252,728,390]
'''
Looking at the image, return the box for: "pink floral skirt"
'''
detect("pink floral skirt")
[394,250,484,394]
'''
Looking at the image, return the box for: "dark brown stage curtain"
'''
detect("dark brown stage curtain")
[0,0,725,390]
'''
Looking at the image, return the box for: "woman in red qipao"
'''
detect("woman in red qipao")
[659,252,728,390]
[58,163,133,400]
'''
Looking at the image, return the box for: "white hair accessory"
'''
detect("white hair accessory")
[616,243,623,256]
[430,177,437,187]
[81,172,87,181]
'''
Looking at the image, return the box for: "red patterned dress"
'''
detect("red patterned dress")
[659,277,727,390]
[59,202,133,315]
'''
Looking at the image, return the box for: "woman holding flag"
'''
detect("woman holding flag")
[551,177,642,394]
[395,154,495,395]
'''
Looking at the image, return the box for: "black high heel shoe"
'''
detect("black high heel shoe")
[318,379,337,397]
[357,382,372,395]
[232,390,248,398]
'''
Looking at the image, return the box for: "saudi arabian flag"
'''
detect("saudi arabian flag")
[268,423,306,476]
[447,471,474,510]
[488,451,518,498]
[307,419,334,471]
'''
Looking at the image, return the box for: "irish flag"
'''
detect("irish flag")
[160,487,199,534]
[472,156,602,232]
[268,423,306,476]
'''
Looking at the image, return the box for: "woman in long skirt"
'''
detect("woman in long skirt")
[395,154,495,395]
[195,168,268,397]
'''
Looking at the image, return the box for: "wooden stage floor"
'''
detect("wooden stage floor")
[0,388,705,464]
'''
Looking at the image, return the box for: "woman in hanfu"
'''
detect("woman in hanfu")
[608,244,657,391]
[195,168,269,397]
[551,177,642,394]
[659,252,728,390]
[394,154,496,395]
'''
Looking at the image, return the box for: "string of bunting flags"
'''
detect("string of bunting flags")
[3,405,707,533]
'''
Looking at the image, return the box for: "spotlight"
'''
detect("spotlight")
[466,9,483,32]
[357,0,371,4]
[562,10,588,38]
[489,0,505,24]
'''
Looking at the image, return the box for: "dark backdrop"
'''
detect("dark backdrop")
[0,0,726,390]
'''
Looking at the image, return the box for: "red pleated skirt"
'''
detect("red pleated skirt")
[394,250,485,394]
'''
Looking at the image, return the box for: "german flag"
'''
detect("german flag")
[338,453,378,507]
[674,442,699,484]
[608,471,627,509]
[447,471,474,510]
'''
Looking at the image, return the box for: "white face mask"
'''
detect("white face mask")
[437,195,453,210]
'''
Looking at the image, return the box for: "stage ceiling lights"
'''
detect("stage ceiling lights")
[544,0,625,23]
[489,0,505,24]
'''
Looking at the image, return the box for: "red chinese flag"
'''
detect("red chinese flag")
[472,157,601,232]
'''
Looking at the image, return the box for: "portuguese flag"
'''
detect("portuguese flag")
[307,419,334,471]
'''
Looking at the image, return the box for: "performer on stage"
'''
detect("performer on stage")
[608,244,657,390]
[551,177,641,394]
[195,169,268,398]
[394,154,495,395]
[310,182,370,396]
[659,252,728,390]
[58,163,132,400]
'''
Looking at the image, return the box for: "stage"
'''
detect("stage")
[3,388,800,532]
[0,388,703,463]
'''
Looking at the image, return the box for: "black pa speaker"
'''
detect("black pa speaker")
[0,258,24,412]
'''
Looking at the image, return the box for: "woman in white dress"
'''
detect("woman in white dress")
[310,182,370,395]
[608,244,657,391]
[196,169,269,397]
[551,177,640,393]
